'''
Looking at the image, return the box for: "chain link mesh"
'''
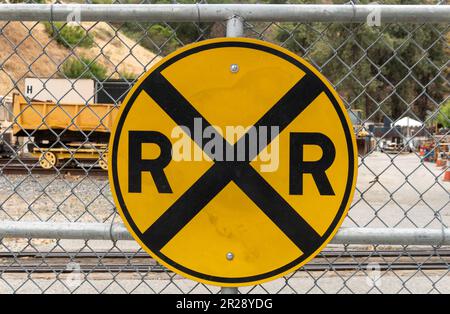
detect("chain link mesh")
[0,1,449,293]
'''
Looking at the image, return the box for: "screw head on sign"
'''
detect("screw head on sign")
[230,64,239,73]
[226,252,234,261]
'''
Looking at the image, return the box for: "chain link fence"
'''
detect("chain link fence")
[0,1,449,293]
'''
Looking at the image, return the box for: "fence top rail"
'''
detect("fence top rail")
[0,4,448,23]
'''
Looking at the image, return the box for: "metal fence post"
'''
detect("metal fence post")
[221,286,239,294]
[226,15,244,37]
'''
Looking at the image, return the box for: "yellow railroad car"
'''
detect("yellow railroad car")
[13,93,119,170]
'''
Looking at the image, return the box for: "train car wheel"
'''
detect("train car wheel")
[99,153,108,170]
[40,152,58,169]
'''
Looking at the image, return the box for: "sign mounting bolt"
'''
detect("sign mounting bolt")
[230,64,239,73]
[226,252,234,261]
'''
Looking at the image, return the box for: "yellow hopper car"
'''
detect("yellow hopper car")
[12,93,118,170]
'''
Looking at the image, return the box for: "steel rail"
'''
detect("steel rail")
[0,262,448,273]
[2,249,450,259]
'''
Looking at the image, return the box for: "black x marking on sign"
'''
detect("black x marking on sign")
[139,70,327,255]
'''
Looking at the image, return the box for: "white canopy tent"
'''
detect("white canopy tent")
[393,117,423,128]
[392,117,424,149]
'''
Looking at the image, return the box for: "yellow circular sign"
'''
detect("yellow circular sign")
[109,38,357,287]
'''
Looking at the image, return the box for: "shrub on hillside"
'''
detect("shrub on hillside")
[44,22,94,49]
[61,56,107,80]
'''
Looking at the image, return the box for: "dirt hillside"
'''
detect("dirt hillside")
[0,21,160,97]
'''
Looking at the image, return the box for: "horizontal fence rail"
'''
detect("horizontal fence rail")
[1,221,450,246]
[0,4,449,23]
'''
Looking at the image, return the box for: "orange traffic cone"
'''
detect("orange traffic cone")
[443,160,450,182]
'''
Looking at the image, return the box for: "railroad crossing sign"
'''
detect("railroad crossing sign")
[109,38,357,286]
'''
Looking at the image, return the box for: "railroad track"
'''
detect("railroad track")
[2,249,450,259]
[0,158,107,176]
[1,250,449,273]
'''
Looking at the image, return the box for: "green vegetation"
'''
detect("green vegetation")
[273,5,448,123]
[91,0,114,3]
[44,22,94,49]
[7,0,45,3]
[436,101,450,128]
[121,22,201,56]
[61,56,107,80]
